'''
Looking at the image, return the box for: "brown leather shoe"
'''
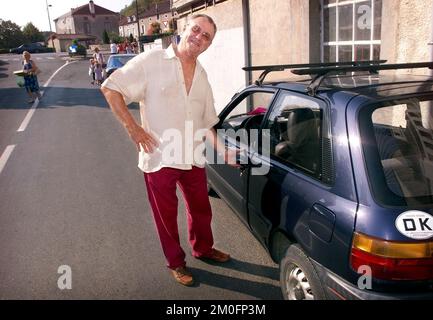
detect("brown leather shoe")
[171,267,194,286]
[197,248,231,263]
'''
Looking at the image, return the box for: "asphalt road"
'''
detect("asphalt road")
[0,52,281,299]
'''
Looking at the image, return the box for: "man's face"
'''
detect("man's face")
[182,17,216,57]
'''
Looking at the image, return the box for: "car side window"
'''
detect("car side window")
[220,91,275,132]
[216,91,275,153]
[220,91,275,141]
[264,92,324,180]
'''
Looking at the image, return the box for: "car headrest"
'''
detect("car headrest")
[286,108,316,145]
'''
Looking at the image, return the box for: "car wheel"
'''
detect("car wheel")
[280,244,326,300]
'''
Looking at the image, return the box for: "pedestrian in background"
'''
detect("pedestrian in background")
[110,40,118,55]
[93,47,106,82]
[88,58,95,85]
[94,61,103,86]
[117,42,125,54]
[101,14,233,287]
[22,51,42,103]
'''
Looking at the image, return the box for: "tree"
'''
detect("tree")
[108,32,123,44]
[0,20,25,48]
[120,0,165,17]
[22,22,44,43]
[150,22,161,35]
[102,29,110,44]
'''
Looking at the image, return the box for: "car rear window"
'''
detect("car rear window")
[108,56,135,68]
[363,98,433,206]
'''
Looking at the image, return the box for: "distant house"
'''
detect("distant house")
[119,0,172,40]
[52,0,119,50]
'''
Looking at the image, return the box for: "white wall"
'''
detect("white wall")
[199,26,246,113]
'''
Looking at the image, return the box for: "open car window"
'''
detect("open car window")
[220,91,275,132]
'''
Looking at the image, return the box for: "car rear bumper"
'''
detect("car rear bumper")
[311,259,433,300]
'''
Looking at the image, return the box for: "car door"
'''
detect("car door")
[247,90,334,246]
[206,89,276,224]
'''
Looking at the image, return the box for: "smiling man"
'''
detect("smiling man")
[101,14,231,287]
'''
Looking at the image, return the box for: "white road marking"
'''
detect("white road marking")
[16,60,76,132]
[43,60,76,88]
[0,145,16,175]
[1,57,59,62]
[17,98,40,132]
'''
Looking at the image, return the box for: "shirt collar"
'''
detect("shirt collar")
[164,44,177,60]
[163,44,204,74]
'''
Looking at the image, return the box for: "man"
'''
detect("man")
[101,14,233,287]
[110,40,117,55]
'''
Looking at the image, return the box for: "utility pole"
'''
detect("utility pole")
[45,0,55,51]
[135,0,141,52]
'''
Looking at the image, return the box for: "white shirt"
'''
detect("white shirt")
[101,45,219,173]
[93,52,104,64]
[110,43,117,54]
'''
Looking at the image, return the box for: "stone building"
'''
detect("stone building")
[118,0,173,40]
[53,1,119,44]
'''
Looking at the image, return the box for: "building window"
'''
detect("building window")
[84,22,91,34]
[321,0,382,62]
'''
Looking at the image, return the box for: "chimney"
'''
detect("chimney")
[89,1,95,15]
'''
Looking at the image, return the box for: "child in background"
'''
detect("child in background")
[94,62,103,86]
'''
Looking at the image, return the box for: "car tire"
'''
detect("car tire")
[280,244,326,300]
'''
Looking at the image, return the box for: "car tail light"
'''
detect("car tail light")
[350,232,433,281]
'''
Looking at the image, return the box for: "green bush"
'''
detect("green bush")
[108,32,123,44]
[102,30,110,44]
[76,45,86,56]
[0,48,10,54]
[69,43,87,57]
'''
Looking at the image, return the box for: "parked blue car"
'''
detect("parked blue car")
[206,61,433,300]
[105,53,136,77]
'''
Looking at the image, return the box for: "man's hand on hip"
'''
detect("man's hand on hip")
[128,124,159,153]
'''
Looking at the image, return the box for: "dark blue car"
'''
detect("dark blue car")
[206,61,433,300]
[9,43,52,54]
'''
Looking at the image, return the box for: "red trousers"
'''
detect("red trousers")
[144,166,214,269]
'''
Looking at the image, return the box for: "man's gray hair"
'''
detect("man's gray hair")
[189,14,217,34]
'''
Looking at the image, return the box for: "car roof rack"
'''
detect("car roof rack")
[242,60,387,86]
[292,61,433,96]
